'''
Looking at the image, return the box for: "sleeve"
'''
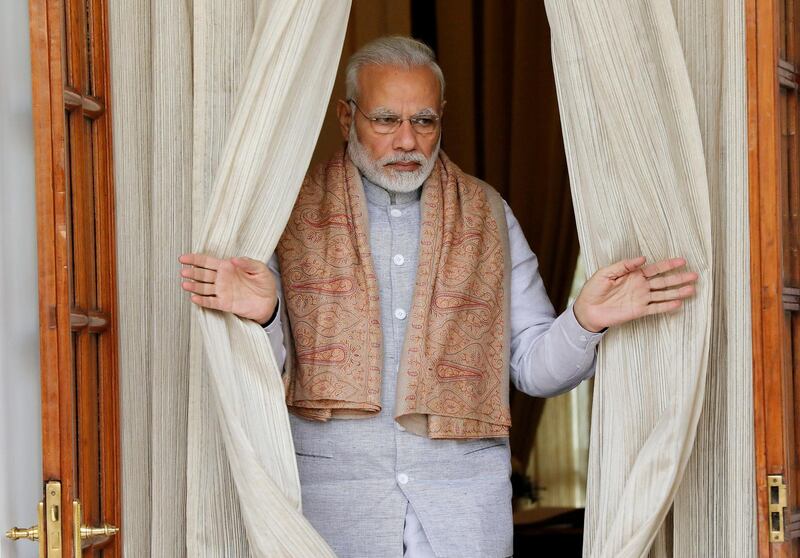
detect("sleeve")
[263,253,287,371]
[504,200,605,397]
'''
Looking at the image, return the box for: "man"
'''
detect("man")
[179,36,697,558]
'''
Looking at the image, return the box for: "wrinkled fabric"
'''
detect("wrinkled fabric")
[544,1,755,556]
[111,1,350,555]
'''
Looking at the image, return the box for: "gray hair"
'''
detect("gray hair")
[345,36,445,102]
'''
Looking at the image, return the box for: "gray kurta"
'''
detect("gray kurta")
[265,177,603,558]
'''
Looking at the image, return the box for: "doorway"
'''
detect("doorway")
[312,1,590,554]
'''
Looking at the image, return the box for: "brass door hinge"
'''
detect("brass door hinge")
[769,474,800,542]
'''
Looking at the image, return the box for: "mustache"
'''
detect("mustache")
[379,152,426,166]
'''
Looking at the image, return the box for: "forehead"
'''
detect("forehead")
[356,64,440,111]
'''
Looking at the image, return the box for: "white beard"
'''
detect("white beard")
[347,125,440,194]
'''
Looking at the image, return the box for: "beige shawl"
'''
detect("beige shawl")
[276,150,511,439]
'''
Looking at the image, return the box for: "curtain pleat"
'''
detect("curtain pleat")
[148,2,195,555]
[186,2,258,555]
[109,0,153,550]
[111,1,350,556]
[544,1,755,556]
[189,2,350,554]
[669,1,756,555]
[110,1,193,554]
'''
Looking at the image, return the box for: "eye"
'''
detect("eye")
[373,116,400,125]
[412,117,436,127]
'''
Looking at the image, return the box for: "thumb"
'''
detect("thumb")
[231,256,265,274]
[603,256,647,279]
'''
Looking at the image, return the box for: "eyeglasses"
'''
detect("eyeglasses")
[348,99,441,135]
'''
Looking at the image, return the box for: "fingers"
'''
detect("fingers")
[181,281,215,296]
[177,253,233,312]
[178,254,220,297]
[189,294,224,311]
[646,299,683,315]
[179,257,217,296]
[180,266,216,283]
[645,258,697,314]
[178,252,221,271]
[604,256,647,279]
[649,270,698,290]
[641,257,687,278]
[649,284,695,302]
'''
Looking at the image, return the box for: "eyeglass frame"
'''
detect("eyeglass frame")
[347,98,442,136]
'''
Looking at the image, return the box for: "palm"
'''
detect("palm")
[574,256,698,332]
[213,260,276,319]
[178,253,277,323]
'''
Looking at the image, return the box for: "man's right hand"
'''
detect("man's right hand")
[178,253,278,324]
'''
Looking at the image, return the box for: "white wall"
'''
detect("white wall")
[0,2,44,558]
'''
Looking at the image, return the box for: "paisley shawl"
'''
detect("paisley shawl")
[276,150,511,439]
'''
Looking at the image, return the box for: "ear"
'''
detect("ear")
[336,99,352,140]
[439,99,447,117]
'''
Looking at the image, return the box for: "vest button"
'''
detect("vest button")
[390,208,403,217]
[393,254,405,266]
[397,473,409,485]
[394,308,407,320]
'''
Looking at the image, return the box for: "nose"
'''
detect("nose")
[391,120,418,152]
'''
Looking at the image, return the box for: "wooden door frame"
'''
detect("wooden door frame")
[28,0,121,555]
[748,0,799,556]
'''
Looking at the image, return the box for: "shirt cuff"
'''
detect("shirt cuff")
[261,298,281,331]
[564,304,605,349]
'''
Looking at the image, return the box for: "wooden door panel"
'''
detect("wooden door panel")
[750,0,800,555]
[24,0,121,556]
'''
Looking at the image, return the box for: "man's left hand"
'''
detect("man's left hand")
[573,256,699,333]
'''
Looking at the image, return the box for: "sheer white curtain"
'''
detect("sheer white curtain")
[110,1,350,555]
[544,1,755,556]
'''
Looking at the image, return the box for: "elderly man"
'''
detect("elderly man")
[179,36,697,558]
